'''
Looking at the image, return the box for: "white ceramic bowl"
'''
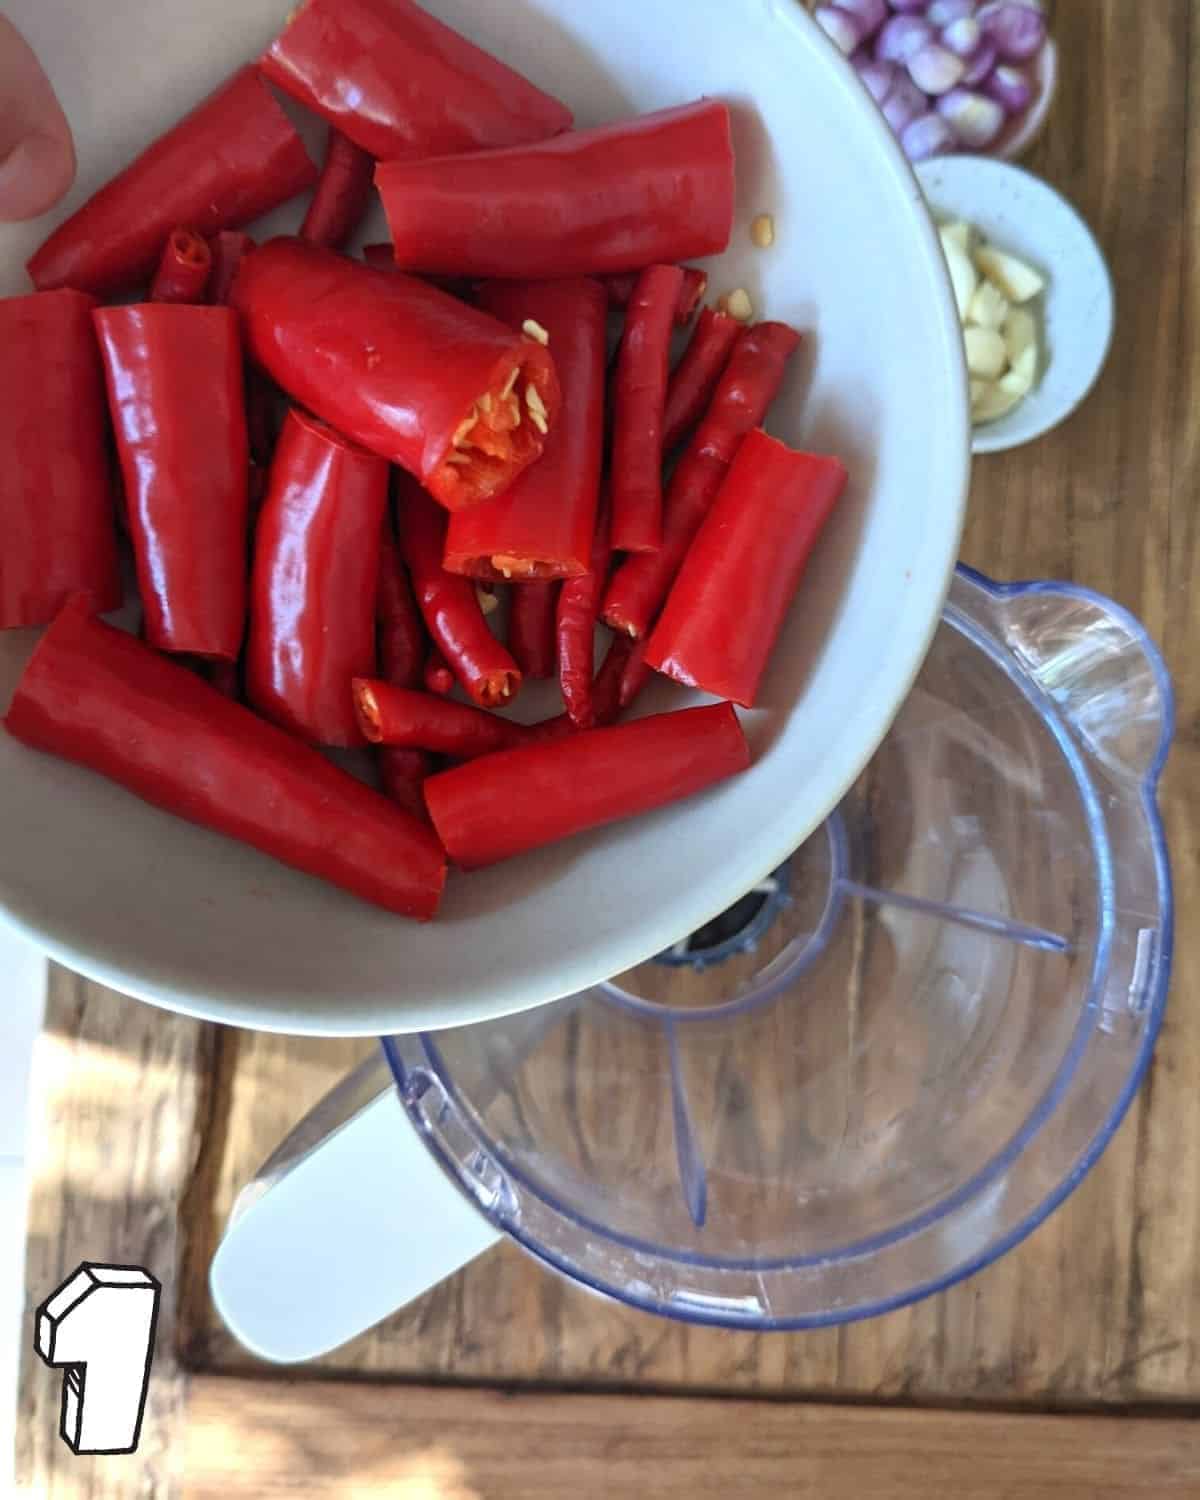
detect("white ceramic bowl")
[916,155,1114,455]
[0,0,969,1036]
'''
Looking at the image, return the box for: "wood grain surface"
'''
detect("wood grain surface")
[180,1377,1200,1499]
[15,1,1200,1495]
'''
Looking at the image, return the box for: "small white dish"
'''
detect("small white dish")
[916,155,1114,455]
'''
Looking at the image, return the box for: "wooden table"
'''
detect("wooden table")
[15,2,1200,1493]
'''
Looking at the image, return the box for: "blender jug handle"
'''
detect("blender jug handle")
[209,1065,501,1364]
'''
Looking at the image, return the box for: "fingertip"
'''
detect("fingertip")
[0,128,75,222]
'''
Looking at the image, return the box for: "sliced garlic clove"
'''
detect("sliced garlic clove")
[940,232,978,320]
[972,380,1023,424]
[968,278,1010,330]
[964,325,1008,379]
[940,219,975,252]
[974,243,1046,303]
[1003,305,1038,367]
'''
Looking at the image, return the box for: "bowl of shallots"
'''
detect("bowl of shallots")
[813,0,1057,164]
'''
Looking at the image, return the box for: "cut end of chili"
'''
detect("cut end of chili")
[353,680,385,743]
[432,347,560,509]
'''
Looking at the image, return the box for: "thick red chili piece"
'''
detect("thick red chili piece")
[443,277,606,580]
[149,227,212,304]
[611,265,685,553]
[301,130,375,252]
[246,410,388,747]
[261,0,572,162]
[354,681,529,761]
[94,304,249,661]
[376,101,735,280]
[662,307,741,453]
[646,430,847,707]
[397,476,522,708]
[28,68,316,297]
[602,321,802,641]
[425,702,750,869]
[0,290,121,630]
[4,601,446,921]
[232,238,560,511]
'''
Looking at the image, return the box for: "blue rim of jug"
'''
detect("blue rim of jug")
[383,565,1175,1330]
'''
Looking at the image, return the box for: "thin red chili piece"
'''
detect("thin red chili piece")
[301,130,375,251]
[94,304,249,660]
[557,508,612,730]
[611,264,684,553]
[5,600,446,919]
[397,476,522,708]
[376,101,734,280]
[354,681,529,761]
[378,526,427,691]
[443,277,607,580]
[508,583,559,680]
[232,238,561,511]
[424,648,455,697]
[379,748,432,820]
[261,0,572,162]
[247,410,387,746]
[604,267,708,326]
[662,307,741,453]
[28,68,316,296]
[646,431,847,707]
[426,702,749,869]
[617,638,652,712]
[376,523,432,813]
[0,290,121,629]
[207,231,256,307]
[602,321,802,640]
[149,227,213,304]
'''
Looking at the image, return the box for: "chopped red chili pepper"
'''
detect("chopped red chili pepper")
[443,277,607,580]
[246,410,388,747]
[261,0,572,163]
[149,227,212,304]
[28,68,316,297]
[377,526,427,693]
[93,304,249,661]
[425,702,750,869]
[397,477,522,708]
[376,101,735,280]
[207,231,256,308]
[5,600,446,920]
[557,508,612,730]
[423,648,456,697]
[646,430,847,707]
[611,265,684,553]
[604,267,708,326]
[375,524,432,814]
[232,238,561,511]
[602,321,801,640]
[0,290,121,630]
[354,681,529,761]
[662,307,741,453]
[508,583,560,680]
[301,130,375,252]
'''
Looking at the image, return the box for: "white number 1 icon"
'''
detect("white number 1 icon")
[35,1263,161,1455]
